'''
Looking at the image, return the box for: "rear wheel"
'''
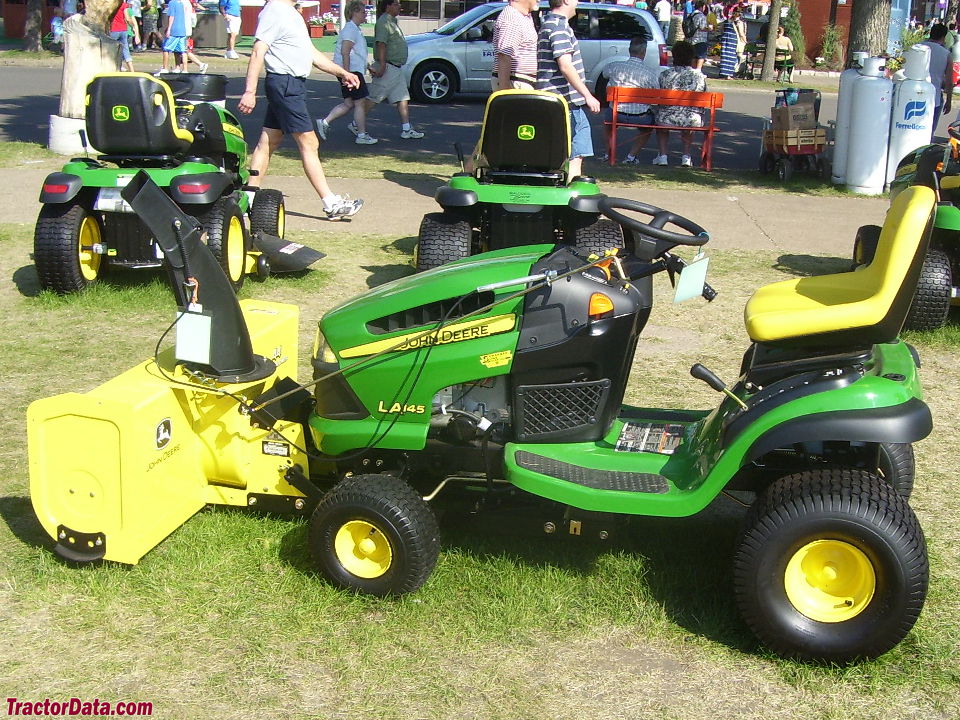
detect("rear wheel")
[904,248,951,331]
[309,474,440,596]
[416,212,472,271]
[249,188,285,238]
[758,151,775,174]
[196,197,248,291]
[734,468,928,661]
[572,217,625,258]
[34,202,104,294]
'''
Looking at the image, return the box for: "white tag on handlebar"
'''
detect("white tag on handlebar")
[674,252,709,304]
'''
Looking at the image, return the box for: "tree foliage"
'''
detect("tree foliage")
[782,1,805,67]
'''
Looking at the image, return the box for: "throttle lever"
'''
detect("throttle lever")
[690,363,747,409]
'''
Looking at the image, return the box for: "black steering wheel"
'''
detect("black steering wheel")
[598,197,709,246]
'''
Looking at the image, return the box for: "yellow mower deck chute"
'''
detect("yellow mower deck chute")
[28,299,308,565]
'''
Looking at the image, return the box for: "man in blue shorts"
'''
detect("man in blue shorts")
[238,0,364,219]
[536,0,601,180]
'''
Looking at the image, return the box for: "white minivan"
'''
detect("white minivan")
[402,2,670,103]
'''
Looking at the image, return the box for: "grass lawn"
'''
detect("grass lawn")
[1,201,959,718]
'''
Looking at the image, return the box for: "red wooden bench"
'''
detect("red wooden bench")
[605,87,724,171]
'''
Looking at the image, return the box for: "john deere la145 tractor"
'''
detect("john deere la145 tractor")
[34,73,318,294]
[28,172,934,662]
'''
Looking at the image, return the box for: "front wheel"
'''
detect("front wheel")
[776,157,793,182]
[309,474,440,596]
[195,197,248,292]
[733,468,928,662]
[34,202,105,294]
[411,62,457,103]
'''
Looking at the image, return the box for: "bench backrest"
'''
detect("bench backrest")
[606,86,724,112]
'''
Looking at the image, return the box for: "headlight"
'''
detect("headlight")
[313,327,337,364]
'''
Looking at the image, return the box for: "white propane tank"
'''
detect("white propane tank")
[845,57,894,195]
[832,51,870,184]
[887,45,935,187]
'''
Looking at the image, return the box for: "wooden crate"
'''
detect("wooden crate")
[764,127,827,153]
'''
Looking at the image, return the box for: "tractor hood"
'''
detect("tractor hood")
[320,245,554,361]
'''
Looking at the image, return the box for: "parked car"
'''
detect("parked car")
[403,2,670,103]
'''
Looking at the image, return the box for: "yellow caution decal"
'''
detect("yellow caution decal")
[339,314,517,358]
[480,350,512,368]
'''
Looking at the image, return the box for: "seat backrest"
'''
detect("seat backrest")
[85,72,193,156]
[478,90,571,173]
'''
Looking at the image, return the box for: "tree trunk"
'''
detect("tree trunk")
[24,0,43,52]
[59,12,122,119]
[947,0,960,27]
[760,0,783,82]
[848,0,891,57]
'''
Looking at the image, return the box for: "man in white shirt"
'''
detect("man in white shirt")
[654,0,672,37]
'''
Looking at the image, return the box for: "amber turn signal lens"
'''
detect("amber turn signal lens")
[588,292,615,319]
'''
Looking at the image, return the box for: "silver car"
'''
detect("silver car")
[402,2,669,103]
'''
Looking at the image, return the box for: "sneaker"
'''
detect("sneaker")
[198,62,209,74]
[596,152,610,162]
[225,50,240,59]
[652,154,668,166]
[154,67,168,75]
[400,127,424,139]
[316,118,330,140]
[324,195,364,219]
[355,132,379,145]
[347,121,359,136]
[623,156,641,165]
[681,154,693,167]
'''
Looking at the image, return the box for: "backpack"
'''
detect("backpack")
[682,12,699,39]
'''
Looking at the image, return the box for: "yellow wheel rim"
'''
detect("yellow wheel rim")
[226,215,245,282]
[334,520,393,579]
[276,204,285,238]
[784,539,876,623]
[78,215,102,281]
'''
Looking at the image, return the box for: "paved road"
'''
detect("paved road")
[0,64,837,171]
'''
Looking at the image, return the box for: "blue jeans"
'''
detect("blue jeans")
[110,30,131,63]
[569,105,594,159]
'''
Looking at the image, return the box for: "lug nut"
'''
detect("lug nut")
[599,530,609,540]
[544,522,556,534]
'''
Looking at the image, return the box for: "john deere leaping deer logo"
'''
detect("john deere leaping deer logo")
[517,124,535,141]
[112,105,131,122]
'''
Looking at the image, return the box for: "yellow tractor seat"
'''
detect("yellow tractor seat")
[477,90,571,186]
[744,185,936,349]
[85,72,194,160]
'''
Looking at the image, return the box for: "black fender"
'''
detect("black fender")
[435,185,478,209]
[39,172,83,204]
[168,171,237,205]
[568,193,606,214]
[745,397,933,463]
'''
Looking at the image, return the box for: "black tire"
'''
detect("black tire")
[416,212,472,272]
[309,474,440,596]
[851,224,881,269]
[904,248,951,331]
[34,202,105,294]
[411,62,457,103]
[249,188,285,239]
[573,217,625,258]
[733,468,928,662]
[195,197,248,292]
[877,443,915,500]
[776,157,793,182]
[758,151,775,174]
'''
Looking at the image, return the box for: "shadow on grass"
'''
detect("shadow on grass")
[0,495,52,552]
[13,264,41,297]
[360,235,416,287]
[773,253,851,277]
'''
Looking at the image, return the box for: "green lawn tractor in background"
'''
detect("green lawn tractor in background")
[33,72,319,295]
[852,134,960,330]
[415,90,623,271]
[28,173,935,662]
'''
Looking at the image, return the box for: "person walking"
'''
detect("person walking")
[653,40,706,167]
[351,0,424,140]
[654,0,672,38]
[182,0,209,73]
[157,0,187,74]
[536,0,601,179]
[237,0,363,220]
[317,0,378,145]
[492,0,538,91]
[110,0,140,72]
[686,1,711,71]
[599,36,659,163]
[219,0,241,59]
[920,23,952,129]
[141,0,162,50]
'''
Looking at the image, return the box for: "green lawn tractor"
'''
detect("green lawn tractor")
[33,72,319,295]
[415,90,623,271]
[852,136,960,330]
[28,173,935,662]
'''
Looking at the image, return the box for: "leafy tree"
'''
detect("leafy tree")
[782,1,805,67]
